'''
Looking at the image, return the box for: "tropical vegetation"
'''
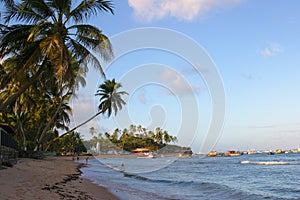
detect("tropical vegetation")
[47,131,87,156]
[85,124,178,153]
[0,0,123,154]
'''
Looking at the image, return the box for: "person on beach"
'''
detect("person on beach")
[85,157,89,165]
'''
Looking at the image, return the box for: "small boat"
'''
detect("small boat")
[137,152,155,159]
[275,149,282,154]
[226,150,241,156]
[292,149,300,153]
[207,151,218,157]
[247,149,257,155]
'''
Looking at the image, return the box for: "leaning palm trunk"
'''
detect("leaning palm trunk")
[44,79,127,152]
[44,110,103,151]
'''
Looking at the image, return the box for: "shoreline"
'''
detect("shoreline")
[92,152,181,159]
[0,156,120,200]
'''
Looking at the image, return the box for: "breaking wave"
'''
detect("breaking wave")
[241,160,300,165]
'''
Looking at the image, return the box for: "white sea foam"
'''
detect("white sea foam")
[241,160,300,165]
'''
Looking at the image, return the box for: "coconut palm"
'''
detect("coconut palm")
[89,127,96,136]
[96,79,128,117]
[0,0,114,111]
[163,130,172,144]
[120,128,129,140]
[129,124,136,135]
[136,125,142,137]
[112,128,120,142]
[154,127,163,144]
[97,132,103,140]
[1,73,74,150]
[34,89,73,149]
[49,79,127,144]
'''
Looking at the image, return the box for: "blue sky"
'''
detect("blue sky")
[71,0,300,152]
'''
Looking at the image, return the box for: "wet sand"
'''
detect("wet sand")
[0,156,119,200]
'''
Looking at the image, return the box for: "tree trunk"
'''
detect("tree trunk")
[36,98,64,147]
[14,99,27,150]
[44,110,102,151]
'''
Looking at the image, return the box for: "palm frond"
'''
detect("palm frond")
[95,79,128,117]
[69,38,106,78]
[0,24,33,57]
[2,0,18,23]
[68,0,114,23]
[69,24,114,62]
[17,40,44,71]
[49,0,71,15]
[4,1,46,24]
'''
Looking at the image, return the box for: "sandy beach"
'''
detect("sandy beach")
[0,156,119,200]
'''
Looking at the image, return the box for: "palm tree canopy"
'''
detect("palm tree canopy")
[0,0,114,113]
[0,0,114,83]
[0,0,116,147]
[96,78,128,117]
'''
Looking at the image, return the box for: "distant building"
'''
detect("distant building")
[131,148,150,154]
[90,141,101,155]
[96,141,101,154]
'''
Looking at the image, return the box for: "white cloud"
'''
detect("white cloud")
[128,0,242,22]
[259,43,283,58]
[160,68,202,96]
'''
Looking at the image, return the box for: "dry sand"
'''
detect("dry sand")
[0,157,120,200]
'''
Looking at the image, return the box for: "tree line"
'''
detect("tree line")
[86,125,178,153]
[0,0,128,154]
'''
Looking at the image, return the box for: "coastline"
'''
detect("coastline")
[0,156,119,200]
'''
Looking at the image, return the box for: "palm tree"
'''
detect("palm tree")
[163,130,172,144]
[0,0,114,111]
[137,125,142,137]
[129,124,136,135]
[154,127,163,144]
[171,136,178,143]
[104,132,111,140]
[148,130,155,140]
[142,127,147,137]
[96,79,128,117]
[89,127,96,136]
[120,128,129,150]
[36,90,73,147]
[112,128,120,142]
[97,132,103,140]
[47,79,127,145]
[120,128,129,140]
[1,75,74,150]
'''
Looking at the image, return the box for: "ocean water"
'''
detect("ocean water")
[80,153,300,200]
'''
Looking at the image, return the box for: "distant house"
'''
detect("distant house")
[0,123,18,167]
[131,148,150,154]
